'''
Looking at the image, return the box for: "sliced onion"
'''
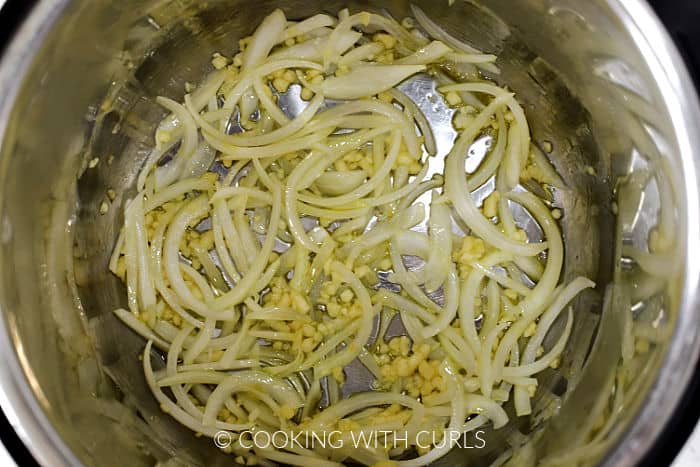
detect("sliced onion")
[242,9,287,70]
[321,65,426,100]
[153,97,198,189]
[284,13,336,40]
[338,42,385,67]
[314,169,367,195]
[271,31,361,62]
[395,41,452,65]
[411,5,499,74]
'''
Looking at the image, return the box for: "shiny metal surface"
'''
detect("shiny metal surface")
[599,1,700,464]
[0,0,698,466]
[675,425,700,467]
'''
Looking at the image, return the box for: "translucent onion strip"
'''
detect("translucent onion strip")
[321,65,426,100]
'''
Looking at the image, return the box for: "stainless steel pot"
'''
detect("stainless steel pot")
[0,0,698,466]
